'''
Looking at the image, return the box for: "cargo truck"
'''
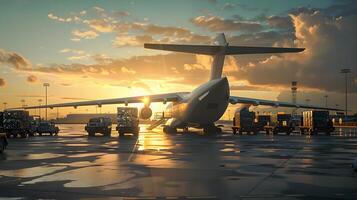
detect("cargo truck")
[232,108,257,135]
[0,112,4,133]
[116,107,140,137]
[265,113,294,135]
[85,117,112,136]
[0,133,7,153]
[256,115,271,133]
[37,121,59,136]
[300,110,334,135]
[3,110,31,138]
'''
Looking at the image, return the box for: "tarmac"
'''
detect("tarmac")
[1,124,357,199]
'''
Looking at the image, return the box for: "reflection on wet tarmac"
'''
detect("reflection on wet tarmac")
[0,124,357,199]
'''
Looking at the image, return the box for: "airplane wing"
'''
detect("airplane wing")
[13,92,190,110]
[229,96,342,111]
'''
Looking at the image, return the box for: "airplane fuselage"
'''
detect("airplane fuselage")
[165,77,230,128]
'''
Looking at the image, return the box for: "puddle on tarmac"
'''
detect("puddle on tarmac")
[68,153,105,158]
[27,153,65,160]
[0,165,66,178]
[23,165,135,188]
[220,148,235,152]
[64,143,90,147]
[54,161,95,167]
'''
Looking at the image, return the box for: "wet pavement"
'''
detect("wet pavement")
[1,124,357,199]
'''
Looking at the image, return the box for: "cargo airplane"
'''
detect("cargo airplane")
[16,33,341,134]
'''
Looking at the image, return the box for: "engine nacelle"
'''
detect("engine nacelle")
[140,107,152,119]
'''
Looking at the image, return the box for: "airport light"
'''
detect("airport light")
[43,83,50,120]
[38,99,42,119]
[340,68,351,116]
[324,95,328,108]
[21,99,25,108]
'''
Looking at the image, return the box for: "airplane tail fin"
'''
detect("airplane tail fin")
[144,33,304,80]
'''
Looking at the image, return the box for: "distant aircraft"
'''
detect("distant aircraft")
[15,33,342,134]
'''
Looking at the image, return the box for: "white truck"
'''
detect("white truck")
[116,107,140,137]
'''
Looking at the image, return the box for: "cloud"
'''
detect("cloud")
[191,16,263,32]
[61,97,94,101]
[72,30,98,39]
[60,49,85,54]
[0,49,31,70]
[266,15,294,29]
[226,7,357,93]
[113,35,154,47]
[60,48,90,60]
[93,6,105,13]
[48,13,72,22]
[60,83,72,87]
[0,78,5,87]
[222,3,235,10]
[113,11,130,17]
[27,75,38,83]
[88,19,114,32]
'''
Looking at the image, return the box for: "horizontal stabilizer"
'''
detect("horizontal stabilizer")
[226,46,304,55]
[144,44,304,55]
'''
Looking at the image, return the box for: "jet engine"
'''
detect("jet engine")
[140,106,152,119]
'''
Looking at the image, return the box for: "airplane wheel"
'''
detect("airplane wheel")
[203,126,219,135]
[119,132,125,137]
[183,127,189,133]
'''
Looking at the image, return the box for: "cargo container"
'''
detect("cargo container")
[0,133,7,153]
[300,110,334,135]
[256,115,271,132]
[265,113,294,135]
[0,112,4,133]
[3,110,31,138]
[116,107,140,137]
[232,108,257,134]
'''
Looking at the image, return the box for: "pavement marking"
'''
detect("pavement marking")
[127,137,140,162]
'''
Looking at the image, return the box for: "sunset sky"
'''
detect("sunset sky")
[0,0,356,118]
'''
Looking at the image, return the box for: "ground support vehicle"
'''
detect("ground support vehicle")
[264,114,294,135]
[36,121,59,136]
[232,108,257,135]
[0,112,4,133]
[3,110,31,138]
[85,117,112,136]
[256,115,271,133]
[0,133,8,153]
[116,107,140,137]
[300,110,334,135]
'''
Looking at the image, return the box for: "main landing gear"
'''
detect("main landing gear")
[163,124,222,135]
[203,125,222,135]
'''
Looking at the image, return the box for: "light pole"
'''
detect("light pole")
[21,99,26,108]
[340,68,351,116]
[3,102,7,111]
[43,83,50,120]
[38,99,42,119]
[324,95,328,108]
